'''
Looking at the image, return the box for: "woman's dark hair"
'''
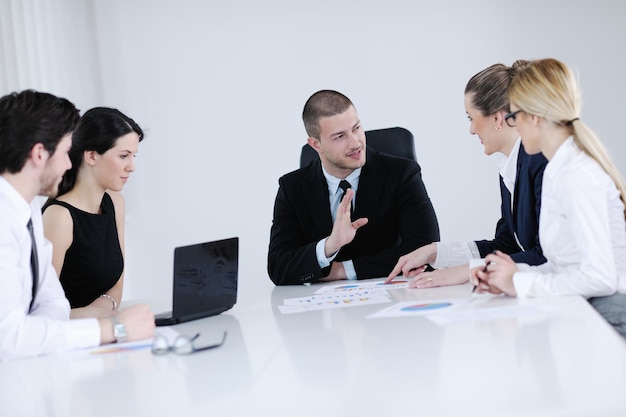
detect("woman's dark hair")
[56,107,144,198]
[464,60,530,116]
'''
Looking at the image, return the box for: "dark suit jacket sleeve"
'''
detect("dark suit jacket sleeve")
[267,152,440,285]
[349,156,440,279]
[475,177,525,257]
[475,150,547,266]
[267,172,330,286]
[509,152,546,265]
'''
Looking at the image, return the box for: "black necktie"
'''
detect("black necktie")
[27,219,39,312]
[338,180,353,217]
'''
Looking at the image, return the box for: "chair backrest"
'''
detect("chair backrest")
[299,126,417,168]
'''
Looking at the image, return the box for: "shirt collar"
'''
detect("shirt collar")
[547,136,577,172]
[321,166,362,195]
[499,137,521,194]
[0,176,33,227]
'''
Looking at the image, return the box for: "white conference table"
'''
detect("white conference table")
[2,280,626,417]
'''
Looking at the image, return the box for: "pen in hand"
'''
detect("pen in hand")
[472,250,496,293]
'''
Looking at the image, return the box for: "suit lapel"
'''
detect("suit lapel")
[303,149,381,232]
[512,148,524,229]
[304,161,333,233]
[354,149,384,219]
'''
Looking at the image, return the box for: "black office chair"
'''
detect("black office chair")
[299,126,417,168]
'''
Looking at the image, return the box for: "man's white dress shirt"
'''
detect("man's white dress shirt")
[0,176,100,360]
[315,167,361,280]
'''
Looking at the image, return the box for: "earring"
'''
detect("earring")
[495,125,502,132]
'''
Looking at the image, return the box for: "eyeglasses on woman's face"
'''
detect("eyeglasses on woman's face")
[151,331,227,355]
[504,109,523,127]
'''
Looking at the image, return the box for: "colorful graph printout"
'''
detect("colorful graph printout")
[314,278,409,294]
[401,302,452,312]
[283,289,389,306]
[278,279,409,314]
[278,294,390,314]
[425,295,559,325]
[367,298,470,319]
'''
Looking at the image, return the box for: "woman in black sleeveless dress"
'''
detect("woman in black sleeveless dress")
[42,108,144,318]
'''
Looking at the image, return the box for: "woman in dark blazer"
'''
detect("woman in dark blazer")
[386,60,547,288]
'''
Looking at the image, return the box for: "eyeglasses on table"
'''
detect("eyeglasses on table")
[151,331,227,355]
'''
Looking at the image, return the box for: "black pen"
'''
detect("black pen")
[472,250,497,293]
[471,261,490,293]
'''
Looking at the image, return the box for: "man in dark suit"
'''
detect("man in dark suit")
[267,90,440,285]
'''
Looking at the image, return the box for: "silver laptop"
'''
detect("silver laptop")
[155,237,239,326]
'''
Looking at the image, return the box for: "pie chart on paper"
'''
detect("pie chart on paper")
[400,302,452,312]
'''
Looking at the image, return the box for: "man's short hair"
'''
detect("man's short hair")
[0,90,80,174]
[302,90,354,139]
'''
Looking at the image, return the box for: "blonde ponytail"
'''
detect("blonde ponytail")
[510,58,626,219]
[571,119,626,218]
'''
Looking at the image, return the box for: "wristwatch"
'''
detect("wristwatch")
[111,316,127,343]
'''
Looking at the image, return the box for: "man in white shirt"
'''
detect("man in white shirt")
[0,90,154,360]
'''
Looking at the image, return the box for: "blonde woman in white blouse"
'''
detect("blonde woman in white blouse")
[473,58,626,339]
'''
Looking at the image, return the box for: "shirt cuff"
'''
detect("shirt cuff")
[433,241,479,268]
[65,318,101,350]
[512,271,535,298]
[343,261,357,280]
[316,238,338,268]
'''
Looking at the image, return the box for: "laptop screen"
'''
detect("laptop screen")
[172,237,238,320]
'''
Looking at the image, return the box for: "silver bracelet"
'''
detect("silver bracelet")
[99,294,118,311]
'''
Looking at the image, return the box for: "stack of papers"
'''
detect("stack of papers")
[277,279,409,314]
[277,279,556,324]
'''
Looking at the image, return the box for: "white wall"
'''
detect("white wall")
[10,0,626,307]
[0,0,102,108]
